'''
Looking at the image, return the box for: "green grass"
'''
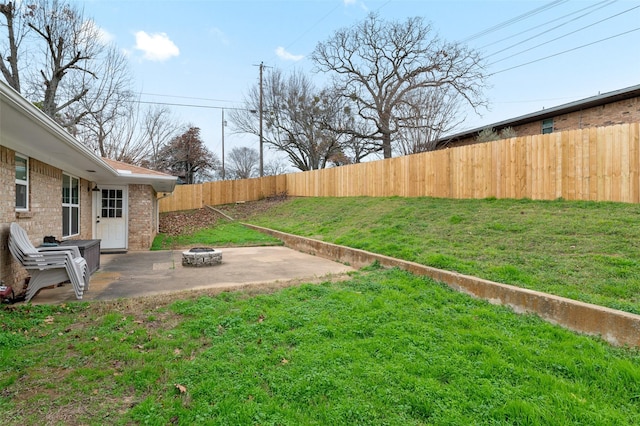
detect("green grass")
[5,196,640,423]
[2,268,640,424]
[246,197,640,314]
[151,221,282,250]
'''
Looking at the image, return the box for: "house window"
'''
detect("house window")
[542,118,554,134]
[15,153,28,210]
[62,174,80,237]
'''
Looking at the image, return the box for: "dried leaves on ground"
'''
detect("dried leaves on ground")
[159,193,288,236]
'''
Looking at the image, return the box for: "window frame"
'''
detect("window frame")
[62,173,80,238]
[15,153,29,211]
[542,118,554,135]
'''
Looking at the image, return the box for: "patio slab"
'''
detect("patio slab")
[26,246,355,304]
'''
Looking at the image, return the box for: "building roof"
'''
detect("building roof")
[444,83,640,143]
[0,80,177,193]
[102,158,169,177]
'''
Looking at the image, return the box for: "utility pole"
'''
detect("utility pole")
[259,61,264,177]
[221,108,225,180]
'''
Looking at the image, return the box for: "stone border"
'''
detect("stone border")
[243,223,640,347]
[182,249,222,267]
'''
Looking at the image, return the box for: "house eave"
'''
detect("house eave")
[0,80,176,193]
[108,173,178,193]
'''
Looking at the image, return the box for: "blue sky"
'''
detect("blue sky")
[84,0,640,166]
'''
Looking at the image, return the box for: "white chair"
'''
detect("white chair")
[8,223,89,302]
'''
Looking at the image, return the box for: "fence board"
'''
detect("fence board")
[159,123,640,212]
[631,123,640,203]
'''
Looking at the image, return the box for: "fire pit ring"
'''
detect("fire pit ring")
[182,247,222,267]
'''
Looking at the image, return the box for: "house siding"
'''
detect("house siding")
[0,146,19,288]
[0,147,94,292]
[449,95,640,147]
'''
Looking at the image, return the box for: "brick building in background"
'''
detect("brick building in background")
[442,84,640,148]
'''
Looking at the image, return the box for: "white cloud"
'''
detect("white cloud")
[275,46,303,62]
[343,0,357,4]
[134,31,180,62]
[83,20,114,45]
[98,27,115,45]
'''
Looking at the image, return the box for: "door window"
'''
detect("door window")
[101,189,123,218]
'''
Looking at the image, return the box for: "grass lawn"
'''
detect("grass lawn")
[4,196,640,424]
[246,196,640,315]
[1,267,639,425]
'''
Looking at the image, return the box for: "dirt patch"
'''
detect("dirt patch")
[159,208,221,236]
[159,193,289,236]
[215,192,289,220]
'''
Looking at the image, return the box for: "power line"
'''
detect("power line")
[490,26,640,75]
[281,2,341,52]
[478,0,615,50]
[483,0,617,57]
[135,99,252,111]
[461,0,569,42]
[96,1,636,117]
[488,4,640,66]
[139,92,239,104]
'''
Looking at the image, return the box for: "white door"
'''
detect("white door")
[96,186,127,249]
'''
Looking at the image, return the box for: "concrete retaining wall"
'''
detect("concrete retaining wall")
[244,223,640,347]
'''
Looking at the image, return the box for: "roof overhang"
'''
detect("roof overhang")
[101,171,177,193]
[0,81,177,193]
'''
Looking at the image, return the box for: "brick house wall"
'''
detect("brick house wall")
[553,97,640,132]
[0,146,17,289]
[0,146,93,292]
[448,95,640,148]
[127,184,157,250]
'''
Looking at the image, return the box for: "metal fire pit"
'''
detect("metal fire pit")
[182,247,222,267]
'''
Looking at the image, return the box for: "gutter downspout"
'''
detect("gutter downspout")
[155,192,172,233]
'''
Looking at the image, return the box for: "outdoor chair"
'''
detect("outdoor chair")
[8,223,89,302]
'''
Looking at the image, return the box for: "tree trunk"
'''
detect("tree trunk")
[382,132,392,158]
[0,2,21,92]
[381,111,392,158]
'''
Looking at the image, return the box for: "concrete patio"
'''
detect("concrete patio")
[27,246,355,304]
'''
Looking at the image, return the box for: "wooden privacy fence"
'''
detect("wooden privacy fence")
[159,174,287,212]
[159,123,640,213]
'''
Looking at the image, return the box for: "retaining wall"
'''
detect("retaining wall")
[244,223,640,347]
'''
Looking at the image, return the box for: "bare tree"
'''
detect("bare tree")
[0,0,185,166]
[1,0,108,127]
[263,158,289,176]
[231,68,346,171]
[327,94,379,163]
[156,126,219,184]
[0,1,28,91]
[394,87,462,155]
[74,44,135,158]
[312,13,486,158]
[139,105,182,169]
[227,146,259,179]
[27,0,105,125]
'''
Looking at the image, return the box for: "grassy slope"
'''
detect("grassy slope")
[246,196,640,314]
[151,221,282,250]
